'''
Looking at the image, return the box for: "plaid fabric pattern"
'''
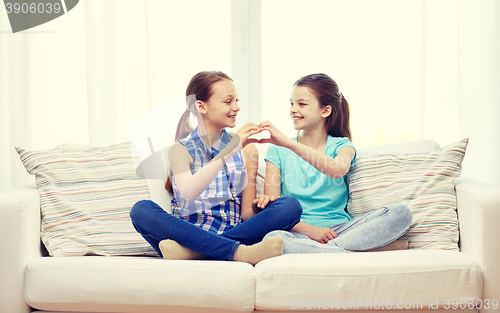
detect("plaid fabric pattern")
[170,128,245,234]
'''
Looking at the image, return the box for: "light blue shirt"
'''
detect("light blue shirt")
[265,136,356,227]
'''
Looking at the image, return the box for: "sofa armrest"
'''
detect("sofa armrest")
[0,187,43,313]
[455,178,500,309]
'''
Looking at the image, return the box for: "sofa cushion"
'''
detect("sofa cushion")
[257,139,440,181]
[25,256,255,313]
[255,250,482,311]
[356,138,440,155]
[16,142,155,257]
[347,138,468,250]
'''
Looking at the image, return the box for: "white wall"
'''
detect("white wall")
[1,0,499,191]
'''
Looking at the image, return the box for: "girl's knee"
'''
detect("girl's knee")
[397,204,412,225]
[387,203,413,227]
[130,200,154,221]
[280,196,303,217]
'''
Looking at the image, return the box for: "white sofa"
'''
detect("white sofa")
[1,140,500,313]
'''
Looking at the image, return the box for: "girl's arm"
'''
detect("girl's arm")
[286,141,355,179]
[239,144,258,221]
[291,222,338,244]
[259,120,355,179]
[169,142,230,202]
[264,160,281,198]
[169,123,261,202]
[240,145,280,221]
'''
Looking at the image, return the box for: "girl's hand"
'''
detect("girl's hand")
[302,224,338,244]
[235,122,262,148]
[258,120,293,148]
[223,122,261,158]
[213,122,261,169]
[252,194,280,212]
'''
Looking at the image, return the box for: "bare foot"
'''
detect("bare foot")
[368,239,409,252]
[345,240,409,253]
[233,236,284,265]
[159,239,205,260]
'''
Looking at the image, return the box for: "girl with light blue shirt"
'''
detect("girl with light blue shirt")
[261,73,412,253]
[130,71,302,264]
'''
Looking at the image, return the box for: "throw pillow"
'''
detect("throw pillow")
[347,138,468,250]
[16,142,156,257]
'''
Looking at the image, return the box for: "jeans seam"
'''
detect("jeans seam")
[287,238,346,253]
[282,219,301,231]
[229,241,241,261]
[134,227,162,243]
[333,209,379,234]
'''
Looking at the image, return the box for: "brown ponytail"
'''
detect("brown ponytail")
[174,110,193,143]
[293,73,351,141]
[165,71,233,193]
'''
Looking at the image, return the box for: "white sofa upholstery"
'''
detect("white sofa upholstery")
[1,141,500,313]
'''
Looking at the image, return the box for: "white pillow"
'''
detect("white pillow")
[347,138,469,250]
[16,142,156,257]
[146,178,173,213]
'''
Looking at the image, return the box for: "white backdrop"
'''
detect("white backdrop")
[1,0,499,192]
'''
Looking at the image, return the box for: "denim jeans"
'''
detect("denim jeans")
[130,196,302,260]
[264,203,412,253]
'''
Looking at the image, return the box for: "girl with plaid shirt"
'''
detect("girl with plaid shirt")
[130,71,302,265]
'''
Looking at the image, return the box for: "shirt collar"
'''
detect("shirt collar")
[192,127,232,159]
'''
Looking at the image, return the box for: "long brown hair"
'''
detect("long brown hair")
[293,73,351,140]
[166,71,233,193]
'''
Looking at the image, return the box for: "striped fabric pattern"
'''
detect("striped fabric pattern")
[16,142,156,257]
[347,138,468,250]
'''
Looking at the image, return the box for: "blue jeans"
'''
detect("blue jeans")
[130,196,302,260]
[264,203,412,253]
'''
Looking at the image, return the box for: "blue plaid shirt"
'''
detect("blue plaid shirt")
[170,128,246,234]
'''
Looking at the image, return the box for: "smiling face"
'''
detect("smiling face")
[290,85,331,132]
[198,78,240,131]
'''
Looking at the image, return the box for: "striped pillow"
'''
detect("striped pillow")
[16,142,156,257]
[347,138,468,250]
